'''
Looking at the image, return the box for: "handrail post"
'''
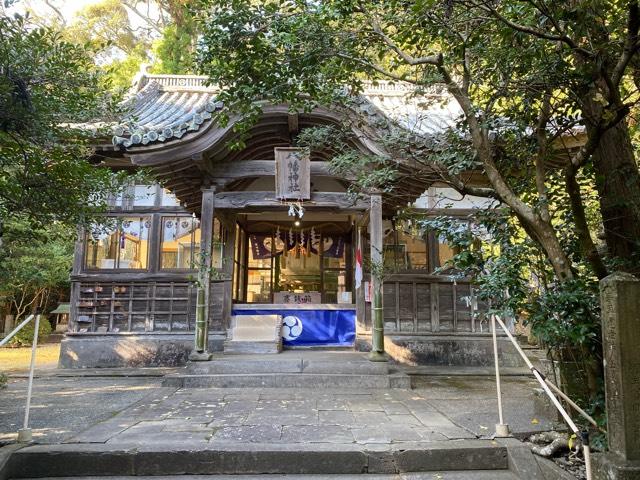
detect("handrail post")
[17,314,40,443]
[492,315,510,437]
[493,314,592,480]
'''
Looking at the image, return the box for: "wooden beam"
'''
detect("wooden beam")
[206,160,351,181]
[213,191,368,210]
[288,113,299,134]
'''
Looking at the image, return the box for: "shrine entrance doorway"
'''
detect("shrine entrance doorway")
[230,211,358,348]
[238,212,353,305]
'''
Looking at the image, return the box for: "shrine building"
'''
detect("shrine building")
[59,73,522,368]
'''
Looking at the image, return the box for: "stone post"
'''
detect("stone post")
[368,193,387,362]
[594,272,640,480]
[189,187,215,362]
[3,314,14,336]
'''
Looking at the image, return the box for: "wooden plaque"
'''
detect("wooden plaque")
[275,147,310,200]
[274,291,322,304]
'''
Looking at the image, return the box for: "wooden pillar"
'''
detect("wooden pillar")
[190,187,215,361]
[220,213,237,331]
[369,193,387,362]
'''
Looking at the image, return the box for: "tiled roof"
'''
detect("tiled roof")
[112,75,223,148]
[112,73,458,149]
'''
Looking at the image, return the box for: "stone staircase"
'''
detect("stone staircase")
[2,440,523,478]
[162,351,412,389]
[1,439,565,479]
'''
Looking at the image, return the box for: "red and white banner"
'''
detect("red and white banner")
[355,247,363,289]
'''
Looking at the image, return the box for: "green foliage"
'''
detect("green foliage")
[0,372,6,389]
[296,126,399,194]
[528,279,601,352]
[65,0,139,55]
[8,315,53,347]
[0,219,74,319]
[414,209,533,321]
[27,0,199,89]
[0,13,131,230]
[152,21,196,74]
[105,45,149,90]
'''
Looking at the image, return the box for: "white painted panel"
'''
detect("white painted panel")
[413,187,496,209]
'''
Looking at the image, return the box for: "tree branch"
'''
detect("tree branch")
[612,0,640,87]
[535,93,552,223]
[334,53,416,83]
[564,165,608,279]
[469,0,593,58]
[121,1,164,35]
[369,18,443,66]
[570,103,631,168]
[43,0,67,27]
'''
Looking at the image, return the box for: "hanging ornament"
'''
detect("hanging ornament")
[288,203,296,217]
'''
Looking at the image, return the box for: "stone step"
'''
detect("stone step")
[18,473,519,479]
[185,358,390,375]
[3,441,510,477]
[223,340,282,355]
[162,372,411,389]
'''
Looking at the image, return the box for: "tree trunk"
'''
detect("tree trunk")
[534,221,575,282]
[516,211,574,281]
[583,97,640,272]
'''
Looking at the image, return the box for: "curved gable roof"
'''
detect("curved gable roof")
[111,73,460,151]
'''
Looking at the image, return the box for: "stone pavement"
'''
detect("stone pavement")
[0,374,558,446]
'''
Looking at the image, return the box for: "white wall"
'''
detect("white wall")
[413,187,496,210]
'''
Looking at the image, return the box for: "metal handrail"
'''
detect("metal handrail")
[0,313,41,443]
[491,314,593,480]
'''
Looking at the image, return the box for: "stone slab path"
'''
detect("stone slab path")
[0,375,558,447]
[68,388,473,446]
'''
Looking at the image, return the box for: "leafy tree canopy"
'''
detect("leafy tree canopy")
[18,0,198,87]
[0,13,131,235]
[192,0,640,407]
[0,217,73,321]
[193,0,640,280]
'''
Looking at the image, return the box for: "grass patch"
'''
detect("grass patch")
[0,343,60,372]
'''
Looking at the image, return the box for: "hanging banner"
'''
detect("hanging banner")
[275,147,311,200]
[232,307,356,346]
[251,232,346,259]
[249,234,273,259]
[355,247,363,289]
[322,234,346,258]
